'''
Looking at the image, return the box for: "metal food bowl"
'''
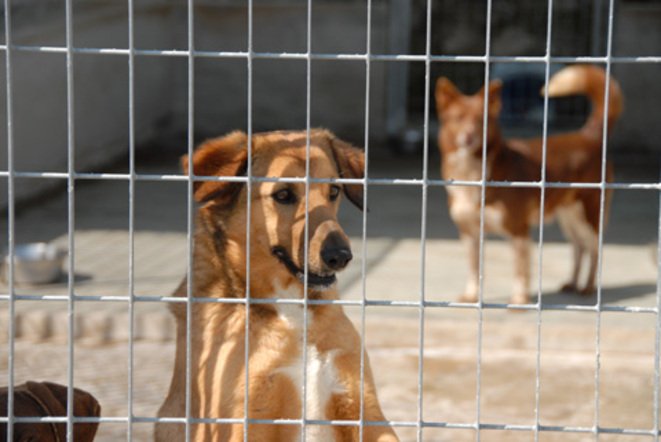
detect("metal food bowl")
[2,243,66,285]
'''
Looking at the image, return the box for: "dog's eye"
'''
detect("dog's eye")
[272,188,296,205]
[329,185,341,202]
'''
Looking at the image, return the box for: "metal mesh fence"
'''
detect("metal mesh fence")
[1,0,661,440]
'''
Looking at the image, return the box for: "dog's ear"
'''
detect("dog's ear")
[435,77,461,115]
[328,135,365,211]
[182,131,249,204]
[481,79,503,117]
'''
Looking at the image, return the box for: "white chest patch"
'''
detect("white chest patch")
[277,347,345,442]
[447,185,480,224]
[271,281,306,327]
[445,150,507,234]
[446,149,483,181]
[446,150,483,226]
[270,282,345,442]
[483,204,507,235]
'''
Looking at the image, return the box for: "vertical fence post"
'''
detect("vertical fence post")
[3,0,15,439]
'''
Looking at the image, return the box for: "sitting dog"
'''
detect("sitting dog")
[435,65,623,304]
[155,130,398,441]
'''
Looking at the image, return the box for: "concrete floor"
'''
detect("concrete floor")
[0,148,660,441]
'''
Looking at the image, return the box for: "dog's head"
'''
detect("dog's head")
[183,129,364,296]
[435,77,503,154]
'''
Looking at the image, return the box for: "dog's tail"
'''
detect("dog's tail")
[544,64,624,136]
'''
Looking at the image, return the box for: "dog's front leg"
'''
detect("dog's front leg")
[511,235,531,304]
[458,229,480,303]
[326,349,399,442]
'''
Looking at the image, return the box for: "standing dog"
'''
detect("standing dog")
[435,65,623,304]
[155,130,398,441]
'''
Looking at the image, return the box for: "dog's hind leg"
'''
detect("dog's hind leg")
[557,202,600,295]
[580,186,612,296]
[556,205,584,293]
[564,241,584,293]
[582,246,599,295]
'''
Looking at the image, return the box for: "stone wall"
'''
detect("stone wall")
[409,0,661,153]
[0,1,388,209]
[0,0,659,210]
[610,3,661,153]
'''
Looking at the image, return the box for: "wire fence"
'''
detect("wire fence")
[2,0,661,441]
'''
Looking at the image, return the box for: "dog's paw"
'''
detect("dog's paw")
[579,286,596,296]
[560,282,579,293]
[458,293,478,303]
[509,295,530,305]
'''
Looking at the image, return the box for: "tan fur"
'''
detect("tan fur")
[155,129,398,441]
[435,65,623,304]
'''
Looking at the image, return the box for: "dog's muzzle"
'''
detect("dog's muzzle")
[271,246,346,290]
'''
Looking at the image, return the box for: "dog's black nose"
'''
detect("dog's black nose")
[321,245,353,271]
[320,231,353,271]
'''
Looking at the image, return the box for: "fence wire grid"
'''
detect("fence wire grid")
[1,0,661,441]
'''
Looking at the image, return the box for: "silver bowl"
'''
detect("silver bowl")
[2,243,66,285]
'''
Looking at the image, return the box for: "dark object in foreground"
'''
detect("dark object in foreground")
[0,381,101,442]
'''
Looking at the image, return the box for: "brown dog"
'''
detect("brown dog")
[0,381,101,442]
[155,130,398,441]
[435,65,623,304]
